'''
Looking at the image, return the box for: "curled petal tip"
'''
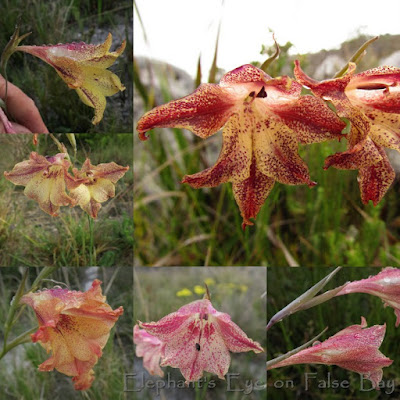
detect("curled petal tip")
[241,219,254,231]
[138,130,149,141]
[309,181,317,188]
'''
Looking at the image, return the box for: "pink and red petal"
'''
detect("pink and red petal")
[347,66,400,113]
[232,158,275,229]
[358,147,395,205]
[137,84,240,140]
[324,136,383,170]
[271,95,346,144]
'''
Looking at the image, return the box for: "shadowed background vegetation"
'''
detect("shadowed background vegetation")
[134,267,266,400]
[0,134,133,267]
[134,29,400,266]
[267,267,400,400]
[1,0,133,133]
[0,267,133,400]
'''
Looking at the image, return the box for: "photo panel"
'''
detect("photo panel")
[267,267,399,399]
[0,266,133,399]
[134,2,400,268]
[133,266,266,399]
[0,0,132,134]
[0,133,133,267]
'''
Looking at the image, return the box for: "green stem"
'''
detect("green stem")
[261,34,280,72]
[88,214,95,266]
[30,267,61,293]
[204,185,226,266]
[334,36,379,78]
[2,269,29,354]
[0,326,37,361]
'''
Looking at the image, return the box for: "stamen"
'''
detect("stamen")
[256,86,267,98]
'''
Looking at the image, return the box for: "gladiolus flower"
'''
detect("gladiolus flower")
[268,317,392,388]
[133,325,165,377]
[69,159,129,218]
[4,152,79,216]
[21,279,123,390]
[17,33,126,125]
[137,64,345,228]
[295,60,400,205]
[336,267,400,327]
[139,298,264,383]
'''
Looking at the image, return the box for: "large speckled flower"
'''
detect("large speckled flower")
[295,60,400,205]
[133,325,165,377]
[17,33,126,124]
[137,64,345,228]
[139,298,264,383]
[69,159,129,218]
[4,152,78,216]
[268,317,392,388]
[21,279,123,390]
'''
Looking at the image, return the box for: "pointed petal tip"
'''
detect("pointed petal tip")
[138,130,149,141]
[241,219,254,231]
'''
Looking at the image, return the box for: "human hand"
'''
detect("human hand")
[0,74,48,133]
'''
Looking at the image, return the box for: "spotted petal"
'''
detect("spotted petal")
[139,298,263,383]
[17,33,126,125]
[269,317,392,388]
[21,280,123,390]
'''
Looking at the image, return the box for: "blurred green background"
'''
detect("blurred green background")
[267,267,400,399]
[0,133,133,267]
[134,33,400,267]
[0,266,133,400]
[1,0,132,133]
[134,266,266,399]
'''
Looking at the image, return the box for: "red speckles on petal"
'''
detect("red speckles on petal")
[182,110,252,187]
[335,268,400,327]
[220,64,270,86]
[232,157,275,228]
[137,84,239,139]
[358,146,395,205]
[139,299,263,383]
[269,317,392,388]
[253,118,315,186]
[295,59,400,205]
[271,95,346,143]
